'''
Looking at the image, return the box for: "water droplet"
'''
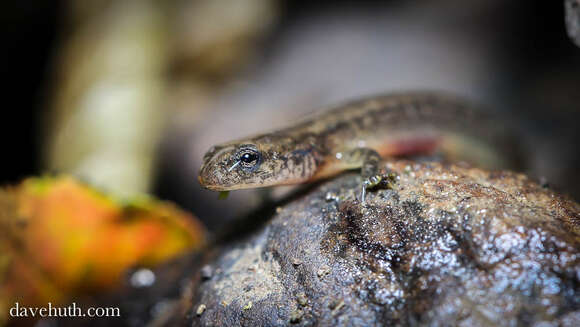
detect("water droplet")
[130,268,155,288]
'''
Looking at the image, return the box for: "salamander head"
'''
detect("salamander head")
[198,136,317,191]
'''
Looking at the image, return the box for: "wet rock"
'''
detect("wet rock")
[188,160,580,326]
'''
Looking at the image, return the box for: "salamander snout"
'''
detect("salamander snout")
[198,143,266,191]
[199,137,317,191]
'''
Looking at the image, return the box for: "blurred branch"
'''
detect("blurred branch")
[44,0,278,197]
[46,0,168,197]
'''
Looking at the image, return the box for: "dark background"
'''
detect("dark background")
[1,2,61,184]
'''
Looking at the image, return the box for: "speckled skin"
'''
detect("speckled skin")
[198,91,522,192]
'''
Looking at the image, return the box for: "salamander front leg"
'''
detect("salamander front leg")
[343,148,394,203]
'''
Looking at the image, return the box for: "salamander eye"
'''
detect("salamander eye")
[234,147,262,171]
[240,152,258,165]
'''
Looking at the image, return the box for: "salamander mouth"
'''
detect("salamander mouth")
[197,175,263,191]
[198,164,254,191]
[198,164,222,190]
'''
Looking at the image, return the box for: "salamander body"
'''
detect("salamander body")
[198,91,521,198]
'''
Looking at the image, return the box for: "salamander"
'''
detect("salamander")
[198,91,522,201]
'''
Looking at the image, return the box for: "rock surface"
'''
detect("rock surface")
[187,160,580,326]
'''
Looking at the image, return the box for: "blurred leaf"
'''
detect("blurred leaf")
[0,176,205,323]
